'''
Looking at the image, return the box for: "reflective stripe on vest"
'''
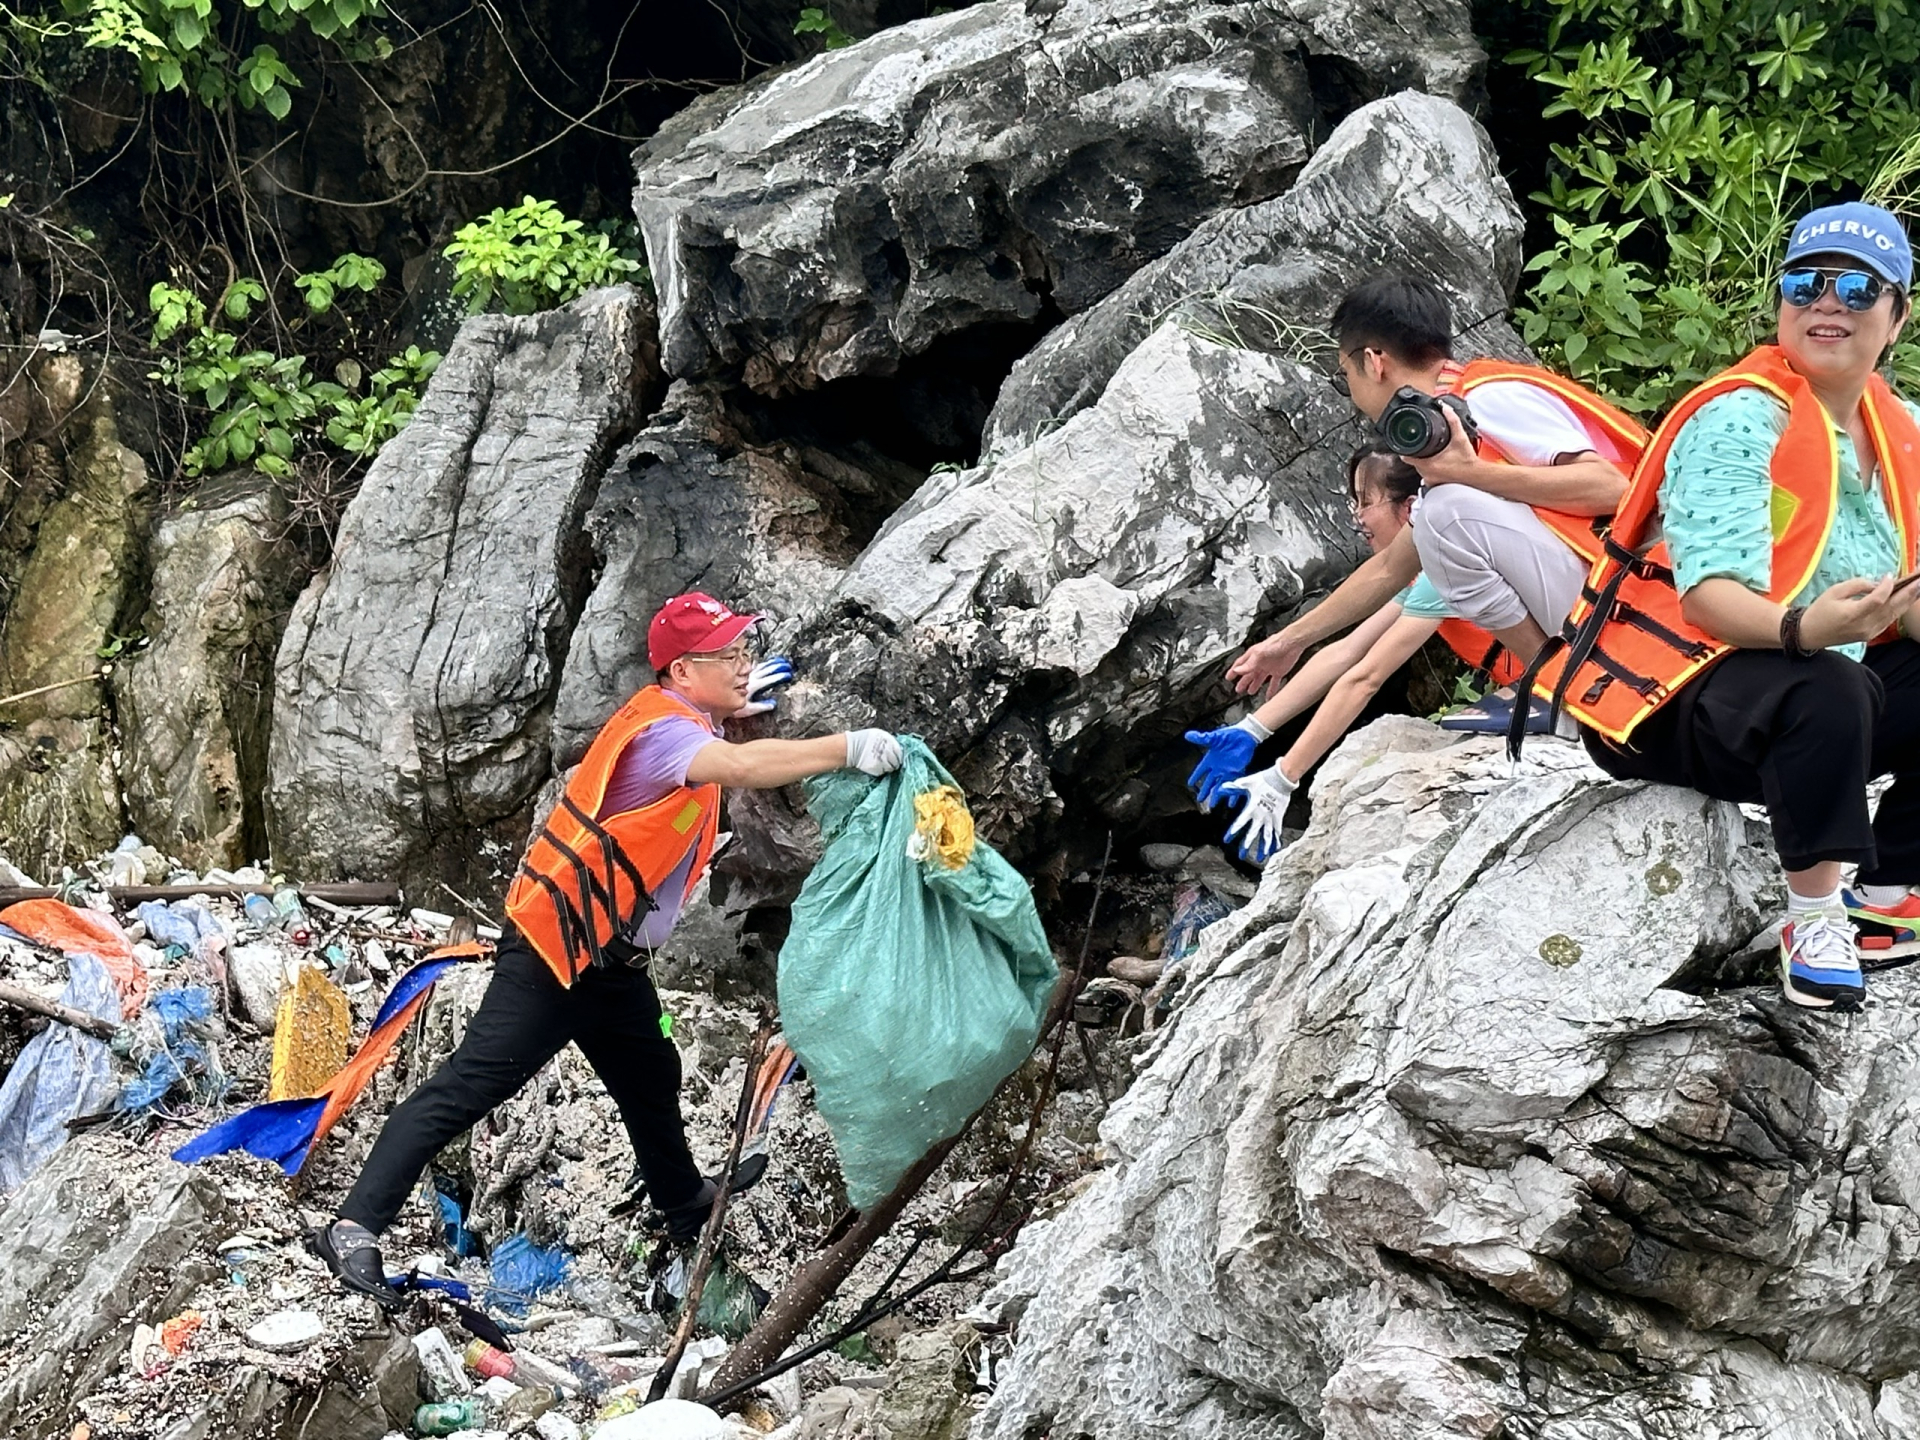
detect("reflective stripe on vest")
[1522,344,1920,748]
[1446,360,1652,566]
[504,686,721,987]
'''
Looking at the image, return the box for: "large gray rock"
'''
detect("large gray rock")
[267,286,660,890]
[0,357,152,876]
[115,476,301,870]
[766,94,1520,862]
[973,719,1920,1439]
[984,87,1527,455]
[0,1139,226,1438]
[631,0,1482,395]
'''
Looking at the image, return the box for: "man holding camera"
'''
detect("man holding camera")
[1223,274,1643,715]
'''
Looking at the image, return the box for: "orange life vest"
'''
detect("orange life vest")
[1440,359,1652,566]
[1435,618,1525,688]
[504,686,721,986]
[1524,344,1920,746]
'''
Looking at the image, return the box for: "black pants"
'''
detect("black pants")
[340,928,704,1235]
[1583,640,1920,880]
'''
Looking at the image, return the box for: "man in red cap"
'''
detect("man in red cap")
[313,593,903,1305]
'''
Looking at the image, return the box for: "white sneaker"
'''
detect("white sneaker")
[1780,906,1865,1010]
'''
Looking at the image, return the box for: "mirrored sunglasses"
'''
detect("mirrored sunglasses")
[1780,267,1886,312]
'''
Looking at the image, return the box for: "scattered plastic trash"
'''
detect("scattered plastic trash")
[434,1184,484,1257]
[780,737,1057,1206]
[1160,883,1236,964]
[0,899,148,1017]
[158,1310,203,1355]
[535,1412,583,1440]
[118,986,224,1111]
[414,1397,487,1435]
[593,1398,733,1440]
[488,1232,571,1315]
[243,1309,324,1353]
[173,947,475,1174]
[132,899,229,969]
[0,951,120,1190]
[466,1337,516,1379]
[267,964,350,1100]
[413,1325,472,1399]
[655,1249,767,1341]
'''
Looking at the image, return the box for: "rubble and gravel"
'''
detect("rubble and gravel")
[0,835,1163,1439]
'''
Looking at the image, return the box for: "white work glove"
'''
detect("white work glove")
[734,656,795,717]
[845,729,904,776]
[1218,764,1297,863]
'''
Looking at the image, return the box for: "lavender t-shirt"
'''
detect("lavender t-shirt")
[598,711,720,950]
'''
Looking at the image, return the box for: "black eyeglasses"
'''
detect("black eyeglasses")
[1780,267,1888,311]
[1328,346,1372,399]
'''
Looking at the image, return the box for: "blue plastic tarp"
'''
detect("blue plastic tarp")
[0,953,122,1191]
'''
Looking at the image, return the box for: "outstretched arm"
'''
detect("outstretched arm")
[1249,602,1402,731]
[1275,614,1441,783]
[1228,528,1422,696]
[685,730,900,789]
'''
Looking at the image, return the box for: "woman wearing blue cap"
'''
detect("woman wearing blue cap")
[1548,201,1920,1011]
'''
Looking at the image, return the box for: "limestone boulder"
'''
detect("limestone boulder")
[631,0,1483,396]
[0,361,152,875]
[983,86,1528,455]
[266,285,661,892]
[114,476,303,871]
[973,718,1920,1439]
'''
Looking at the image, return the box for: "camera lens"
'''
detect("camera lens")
[1382,405,1444,457]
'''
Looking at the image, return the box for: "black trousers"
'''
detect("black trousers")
[1583,639,1920,880]
[340,928,704,1235]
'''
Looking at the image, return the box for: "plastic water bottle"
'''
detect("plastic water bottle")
[414,1398,486,1436]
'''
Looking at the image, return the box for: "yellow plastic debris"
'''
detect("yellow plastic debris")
[909,785,976,871]
[268,963,351,1100]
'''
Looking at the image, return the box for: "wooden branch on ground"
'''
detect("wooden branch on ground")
[0,978,118,1039]
[0,882,403,907]
[650,1018,774,1404]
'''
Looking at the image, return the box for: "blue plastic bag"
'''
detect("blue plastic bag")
[0,952,121,1190]
[779,738,1057,1208]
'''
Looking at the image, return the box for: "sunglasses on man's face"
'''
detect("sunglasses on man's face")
[1779,267,1887,311]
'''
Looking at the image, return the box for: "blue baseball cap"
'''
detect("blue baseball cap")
[1784,202,1913,288]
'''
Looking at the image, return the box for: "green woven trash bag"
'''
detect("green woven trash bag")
[779,737,1057,1209]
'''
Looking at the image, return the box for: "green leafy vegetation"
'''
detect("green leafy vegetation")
[793,6,854,48]
[147,258,438,478]
[444,198,644,316]
[1507,0,1920,412]
[59,0,387,119]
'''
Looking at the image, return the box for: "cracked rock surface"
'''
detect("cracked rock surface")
[973,717,1920,1439]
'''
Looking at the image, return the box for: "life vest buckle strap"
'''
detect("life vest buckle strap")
[559,793,658,922]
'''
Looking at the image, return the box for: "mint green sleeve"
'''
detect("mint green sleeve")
[1659,390,1789,596]
[1397,573,1453,620]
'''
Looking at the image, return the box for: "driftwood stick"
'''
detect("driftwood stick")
[0,882,402,907]
[0,671,104,709]
[647,1017,774,1404]
[0,978,118,1039]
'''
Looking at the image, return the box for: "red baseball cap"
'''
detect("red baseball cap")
[648,592,762,670]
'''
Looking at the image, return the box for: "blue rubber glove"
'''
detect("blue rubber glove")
[735,656,795,718]
[1219,765,1297,862]
[1184,715,1273,811]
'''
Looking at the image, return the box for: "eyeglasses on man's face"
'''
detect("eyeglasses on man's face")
[682,642,759,670]
[1328,345,1376,399]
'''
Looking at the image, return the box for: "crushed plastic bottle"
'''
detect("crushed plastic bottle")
[414,1397,486,1435]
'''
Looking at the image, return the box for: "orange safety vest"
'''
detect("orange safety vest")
[1435,618,1525,688]
[1525,344,1920,746]
[1440,359,1652,567]
[504,686,722,986]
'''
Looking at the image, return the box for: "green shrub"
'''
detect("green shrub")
[1509,0,1920,412]
[443,198,644,316]
[148,260,439,477]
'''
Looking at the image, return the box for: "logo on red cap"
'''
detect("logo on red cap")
[648,592,762,670]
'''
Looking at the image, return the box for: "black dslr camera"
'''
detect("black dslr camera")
[1378,387,1478,459]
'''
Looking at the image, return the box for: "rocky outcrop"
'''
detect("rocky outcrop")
[549,382,903,766]
[0,355,153,876]
[969,718,1920,1439]
[0,1139,226,1438]
[114,476,302,871]
[983,87,1527,455]
[631,0,1483,397]
[267,285,660,891]
[763,94,1520,864]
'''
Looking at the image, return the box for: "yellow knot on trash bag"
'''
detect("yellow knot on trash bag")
[910,786,976,871]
